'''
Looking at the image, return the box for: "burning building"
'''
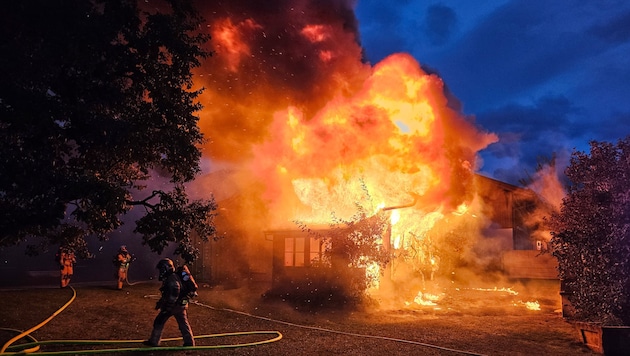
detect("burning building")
[183,1,557,305]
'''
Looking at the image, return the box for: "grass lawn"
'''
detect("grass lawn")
[0,280,596,355]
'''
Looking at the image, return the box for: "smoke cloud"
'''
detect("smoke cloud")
[194,0,366,163]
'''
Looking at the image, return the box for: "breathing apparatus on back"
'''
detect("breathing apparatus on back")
[177,265,199,299]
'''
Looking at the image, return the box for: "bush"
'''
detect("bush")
[549,137,630,325]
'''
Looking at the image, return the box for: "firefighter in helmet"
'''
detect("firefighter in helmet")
[113,245,133,290]
[144,258,195,347]
[56,245,76,288]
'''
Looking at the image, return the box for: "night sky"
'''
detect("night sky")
[355,0,630,184]
[3,0,629,285]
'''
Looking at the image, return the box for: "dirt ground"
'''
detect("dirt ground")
[0,279,596,356]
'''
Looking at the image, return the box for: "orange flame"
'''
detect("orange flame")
[211,18,261,72]
[191,2,502,303]
[249,53,497,226]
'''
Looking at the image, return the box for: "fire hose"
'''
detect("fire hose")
[189,300,487,356]
[0,286,76,354]
[1,286,486,356]
[0,286,282,355]
[124,263,143,286]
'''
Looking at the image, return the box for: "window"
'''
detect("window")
[284,236,305,267]
[309,237,325,265]
[284,235,328,267]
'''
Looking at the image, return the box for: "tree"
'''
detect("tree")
[549,136,630,325]
[0,0,217,262]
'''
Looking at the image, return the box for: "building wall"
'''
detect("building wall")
[501,250,558,279]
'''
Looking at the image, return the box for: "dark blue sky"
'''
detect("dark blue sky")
[355,0,630,184]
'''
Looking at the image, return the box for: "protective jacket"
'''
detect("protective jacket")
[158,273,182,309]
[57,248,76,288]
[146,271,195,346]
[114,250,132,289]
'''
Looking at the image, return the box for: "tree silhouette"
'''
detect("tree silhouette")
[0,0,217,262]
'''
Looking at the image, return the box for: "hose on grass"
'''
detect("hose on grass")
[0,286,77,353]
[191,299,488,356]
[0,286,282,355]
[0,328,40,354]
[2,285,484,356]
[1,331,283,355]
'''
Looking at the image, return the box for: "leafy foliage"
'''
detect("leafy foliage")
[293,181,391,305]
[326,206,391,280]
[549,136,630,325]
[134,186,218,262]
[0,0,217,262]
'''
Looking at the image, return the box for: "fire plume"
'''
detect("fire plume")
[250,52,497,225]
[191,1,505,305]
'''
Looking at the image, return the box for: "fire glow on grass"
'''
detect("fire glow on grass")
[405,287,542,311]
[469,287,519,296]
[465,287,542,311]
[192,2,503,301]
[412,291,442,307]
[518,301,541,311]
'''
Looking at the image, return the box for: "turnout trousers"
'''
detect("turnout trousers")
[148,304,194,346]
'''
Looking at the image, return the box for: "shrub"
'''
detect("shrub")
[549,137,630,325]
[279,182,390,309]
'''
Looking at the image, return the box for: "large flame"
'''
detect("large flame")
[191,1,504,305]
[250,53,497,225]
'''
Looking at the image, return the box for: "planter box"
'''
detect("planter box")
[573,321,630,355]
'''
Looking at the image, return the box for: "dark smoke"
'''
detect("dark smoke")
[193,0,367,162]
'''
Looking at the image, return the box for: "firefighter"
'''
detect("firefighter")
[144,258,195,347]
[114,245,133,290]
[56,246,76,288]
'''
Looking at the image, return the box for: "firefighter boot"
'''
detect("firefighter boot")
[144,327,163,347]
